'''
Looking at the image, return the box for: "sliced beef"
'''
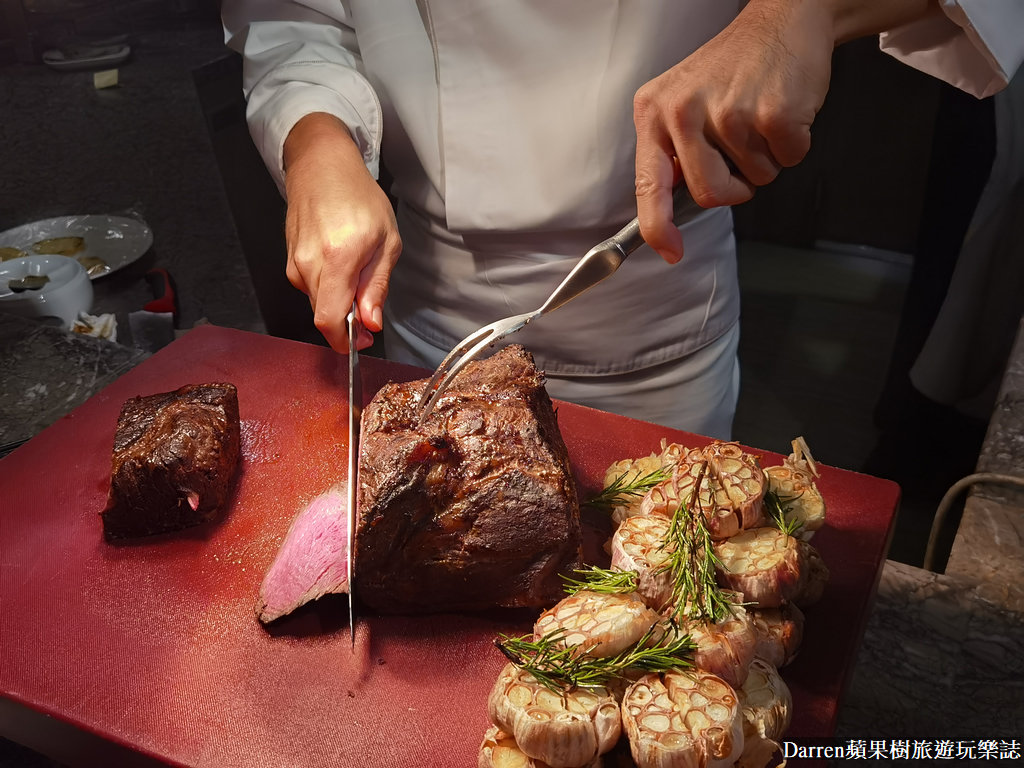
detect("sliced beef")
[100,382,240,540]
[355,344,581,613]
[256,485,349,624]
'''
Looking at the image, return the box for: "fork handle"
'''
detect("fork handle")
[613,185,704,255]
[537,243,628,315]
[537,185,703,315]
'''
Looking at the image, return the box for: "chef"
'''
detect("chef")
[220,0,1023,438]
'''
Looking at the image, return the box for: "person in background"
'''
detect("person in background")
[221,0,1023,439]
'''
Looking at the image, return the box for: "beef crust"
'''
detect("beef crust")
[100,382,240,540]
[356,345,581,613]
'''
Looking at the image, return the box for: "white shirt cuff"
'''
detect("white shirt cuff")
[247,67,381,195]
[879,0,1024,99]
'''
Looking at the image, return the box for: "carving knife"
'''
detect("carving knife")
[346,302,362,647]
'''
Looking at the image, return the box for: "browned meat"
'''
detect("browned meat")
[100,383,240,540]
[355,345,581,613]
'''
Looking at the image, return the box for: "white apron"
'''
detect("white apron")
[351,0,744,374]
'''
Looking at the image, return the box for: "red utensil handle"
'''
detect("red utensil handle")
[143,268,177,319]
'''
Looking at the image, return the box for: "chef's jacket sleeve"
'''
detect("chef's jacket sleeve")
[879,0,1024,98]
[221,0,382,194]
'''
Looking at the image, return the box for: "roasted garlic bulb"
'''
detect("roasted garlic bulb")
[621,669,744,768]
[488,663,621,768]
[764,437,825,541]
[746,604,805,669]
[479,725,605,768]
[739,658,792,742]
[714,528,828,608]
[608,515,674,611]
[601,441,686,524]
[534,590,660,659]
[643,443,765,541]
[680,607,758,690]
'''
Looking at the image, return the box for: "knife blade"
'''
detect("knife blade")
[346,302,362,647]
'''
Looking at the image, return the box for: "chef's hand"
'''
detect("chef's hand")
[283,112,401,351]
[633,0,835,263]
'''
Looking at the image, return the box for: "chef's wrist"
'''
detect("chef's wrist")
[821,0,942,46]
[283,112,361,173]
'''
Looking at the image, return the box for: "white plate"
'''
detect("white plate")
[42,44,131,72]
[0,215,153,280]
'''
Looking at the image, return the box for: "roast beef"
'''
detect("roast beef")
[256,485,350,624]
[355,344,581,613]
[100,382,240,540]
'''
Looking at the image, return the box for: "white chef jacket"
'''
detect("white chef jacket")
[222,0,1023,376]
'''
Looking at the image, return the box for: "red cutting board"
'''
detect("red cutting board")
[0,325,897,767]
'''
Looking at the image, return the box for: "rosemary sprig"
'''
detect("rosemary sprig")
[495,628,582,692]
[562,566,638,595]
[495,622,694,692]
[586,467,670,511]
[661,461,733,623]
[764,488,805,537]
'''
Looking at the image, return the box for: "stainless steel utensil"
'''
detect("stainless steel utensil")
[415,186,702,423]
[346,303,362,647]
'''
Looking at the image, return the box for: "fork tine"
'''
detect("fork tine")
[415,323,501,422]
[421,323,497,397]
[416,310,538,424]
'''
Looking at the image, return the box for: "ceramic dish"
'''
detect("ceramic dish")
[0,254,93,328]
[0,214,153,280]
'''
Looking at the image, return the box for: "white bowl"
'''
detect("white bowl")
[0,254,94,328]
